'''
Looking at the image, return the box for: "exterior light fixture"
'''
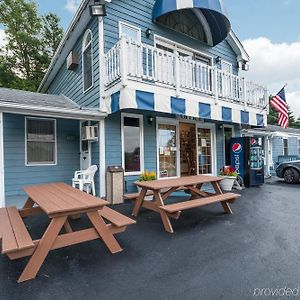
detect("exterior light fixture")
[146,28,153,38]
[215,56,221,64]
[147,116,154,125]
[90,0,107,17]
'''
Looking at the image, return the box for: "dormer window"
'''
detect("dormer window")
[82,30,93,92]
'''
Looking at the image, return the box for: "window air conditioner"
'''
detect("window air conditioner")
[82,126,98,141]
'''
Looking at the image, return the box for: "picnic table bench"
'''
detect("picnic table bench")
[131,175,240,233]
[0,182,135,283]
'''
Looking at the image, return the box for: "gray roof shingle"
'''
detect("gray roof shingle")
[0,88,79,110]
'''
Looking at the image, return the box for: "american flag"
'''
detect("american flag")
[270,87,289,128]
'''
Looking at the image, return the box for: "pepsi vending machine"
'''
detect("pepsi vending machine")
[230,137,264,187]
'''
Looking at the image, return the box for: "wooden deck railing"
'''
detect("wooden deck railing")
[104,37,268,110]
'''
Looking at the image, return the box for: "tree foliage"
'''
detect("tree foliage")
[0,0,64,91]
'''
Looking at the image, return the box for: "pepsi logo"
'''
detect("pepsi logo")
[232,143,242,154]
[251,138,257,146]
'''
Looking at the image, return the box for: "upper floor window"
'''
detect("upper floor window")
[155,37,212,66]
[82,30,93,92]
[119,22,141,43]
[221,60,232,73]
[156,10,207,43]
[26,118,56,166]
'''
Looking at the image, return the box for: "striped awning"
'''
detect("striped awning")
[152,0,231,46]
[105,88,266,127]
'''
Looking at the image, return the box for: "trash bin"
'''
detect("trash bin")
[106,166,124,204]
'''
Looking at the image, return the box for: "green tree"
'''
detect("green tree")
[0,0,63,91]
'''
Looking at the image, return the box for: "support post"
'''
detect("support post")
[214,67,218,105]
[0,112,4,208]
[243,78,247,111]
[120,36,128,88]
[175,53,181,98]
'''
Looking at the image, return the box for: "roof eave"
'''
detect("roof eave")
[226,30,250,63]
[0,102,107,121]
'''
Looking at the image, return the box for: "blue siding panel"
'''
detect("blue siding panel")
[47,17,100,108]
[3,113,80,202]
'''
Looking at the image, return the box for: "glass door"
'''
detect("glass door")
[158,123,178,178]
[197,127,213,174]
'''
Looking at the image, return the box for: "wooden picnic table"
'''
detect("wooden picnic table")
[0,182,135,283]
[132,175,240,233]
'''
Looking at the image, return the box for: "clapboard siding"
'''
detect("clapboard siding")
[47,17,100,108]
[288,137,299,156]
[3,113,80,197]
[104,0,238,74]
[272,137,283,163]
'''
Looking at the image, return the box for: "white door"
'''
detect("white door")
[80,122,91,170]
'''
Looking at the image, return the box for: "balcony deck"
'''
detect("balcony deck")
[104,37,268,112]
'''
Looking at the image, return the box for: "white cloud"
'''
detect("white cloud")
[65,0,81,13]
[0,29,7,49]
[242,37,300,118]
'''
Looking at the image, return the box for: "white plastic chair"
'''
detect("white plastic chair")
[72,165,98,196]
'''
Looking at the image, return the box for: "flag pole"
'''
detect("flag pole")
[259,83,288,113]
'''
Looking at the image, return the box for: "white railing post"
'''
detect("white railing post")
[243,78,247,110]
[175,53,181,97]
[120,36,128,88]
[214,67,218,104]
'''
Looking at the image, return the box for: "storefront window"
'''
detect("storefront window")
[158,124,177,178]
[198,128,212,174]
[122,115,143,174]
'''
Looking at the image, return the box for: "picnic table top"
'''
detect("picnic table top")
[24,182,108,217]
[135,175,222,190]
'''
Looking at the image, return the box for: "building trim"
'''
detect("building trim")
[82,29,95,93]
[0,102,106,121]
[99,119,106,197]
[0,112,5,207]
[121,113,144,176]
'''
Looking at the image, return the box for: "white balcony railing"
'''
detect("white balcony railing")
[105,37,268,109]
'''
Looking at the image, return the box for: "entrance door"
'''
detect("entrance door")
[197,127,214,174]
[224,126,233,166]
[179,123,197,177]
[80,122,91,170]
[157,123,178,178]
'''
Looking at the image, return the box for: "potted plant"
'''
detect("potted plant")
[219,166,238,191]
[137,171,156,200]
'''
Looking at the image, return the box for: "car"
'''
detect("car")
[276,160,300,183]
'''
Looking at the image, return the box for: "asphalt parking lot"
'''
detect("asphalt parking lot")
[0,178,300,300]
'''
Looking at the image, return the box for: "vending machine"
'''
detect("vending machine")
[230,137,264,187]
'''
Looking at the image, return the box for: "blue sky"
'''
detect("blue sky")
[1,0,300,116]
[35,0,300,44]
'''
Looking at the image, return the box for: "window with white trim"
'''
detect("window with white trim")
[283,138,288,156]
[26,118,56,165]
[82,30,93,91]
[122,114,144,174]
[119,22,141,43]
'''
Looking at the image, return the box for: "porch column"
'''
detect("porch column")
[0,112,5,208]
[99,119,106,197]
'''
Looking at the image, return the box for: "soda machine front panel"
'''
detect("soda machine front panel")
[230,138,245,178]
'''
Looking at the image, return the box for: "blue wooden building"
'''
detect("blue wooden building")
[0,0,268,207]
